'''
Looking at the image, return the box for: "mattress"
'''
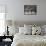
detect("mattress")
[11,33,46,46]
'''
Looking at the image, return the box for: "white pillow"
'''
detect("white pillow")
[32,26,41,35]
[42,25,46,33]
[8,26,19,36]
[24,27,32,35]
[19,27,32,35]
[40,25,45,35]
[19,27,25,34]
[24,24,32,35]
[24,24,32,29]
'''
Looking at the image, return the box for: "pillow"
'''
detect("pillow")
[19,27,25,34]
[32,26,41,35]
[19,27,32,35]
[42,25,46,35]
[42,25,46,33]
[24,24,32,35]
[24,24,32,29]
[8,26,19,36]
[40,25,45,35]
[24,27,32,35]
[32,27,36,35]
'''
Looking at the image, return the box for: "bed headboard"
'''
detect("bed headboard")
[6,20,46,27]
[15,21,46,27]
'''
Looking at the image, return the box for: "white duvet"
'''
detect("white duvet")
[11,33,46,46]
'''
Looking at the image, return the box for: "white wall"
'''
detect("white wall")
[0,0,46,22]
[14,0,46,22]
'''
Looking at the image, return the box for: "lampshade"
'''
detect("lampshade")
[6,20,12,26]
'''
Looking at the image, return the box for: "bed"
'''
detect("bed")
[11,23,46,46]
[11,33,46,46]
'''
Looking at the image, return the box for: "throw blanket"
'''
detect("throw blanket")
[11,33,46,46]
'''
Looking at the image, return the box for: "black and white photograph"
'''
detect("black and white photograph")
[24,5,37,15]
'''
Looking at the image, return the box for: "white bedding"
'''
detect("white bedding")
[11,33,46,46]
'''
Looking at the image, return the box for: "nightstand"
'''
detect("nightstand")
[3,41,12,46]
[0,36,13,46]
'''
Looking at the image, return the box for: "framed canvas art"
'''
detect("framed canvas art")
[24,5,37,15]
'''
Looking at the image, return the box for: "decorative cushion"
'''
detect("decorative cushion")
[32,26,41,35]
[19,27,32,35]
